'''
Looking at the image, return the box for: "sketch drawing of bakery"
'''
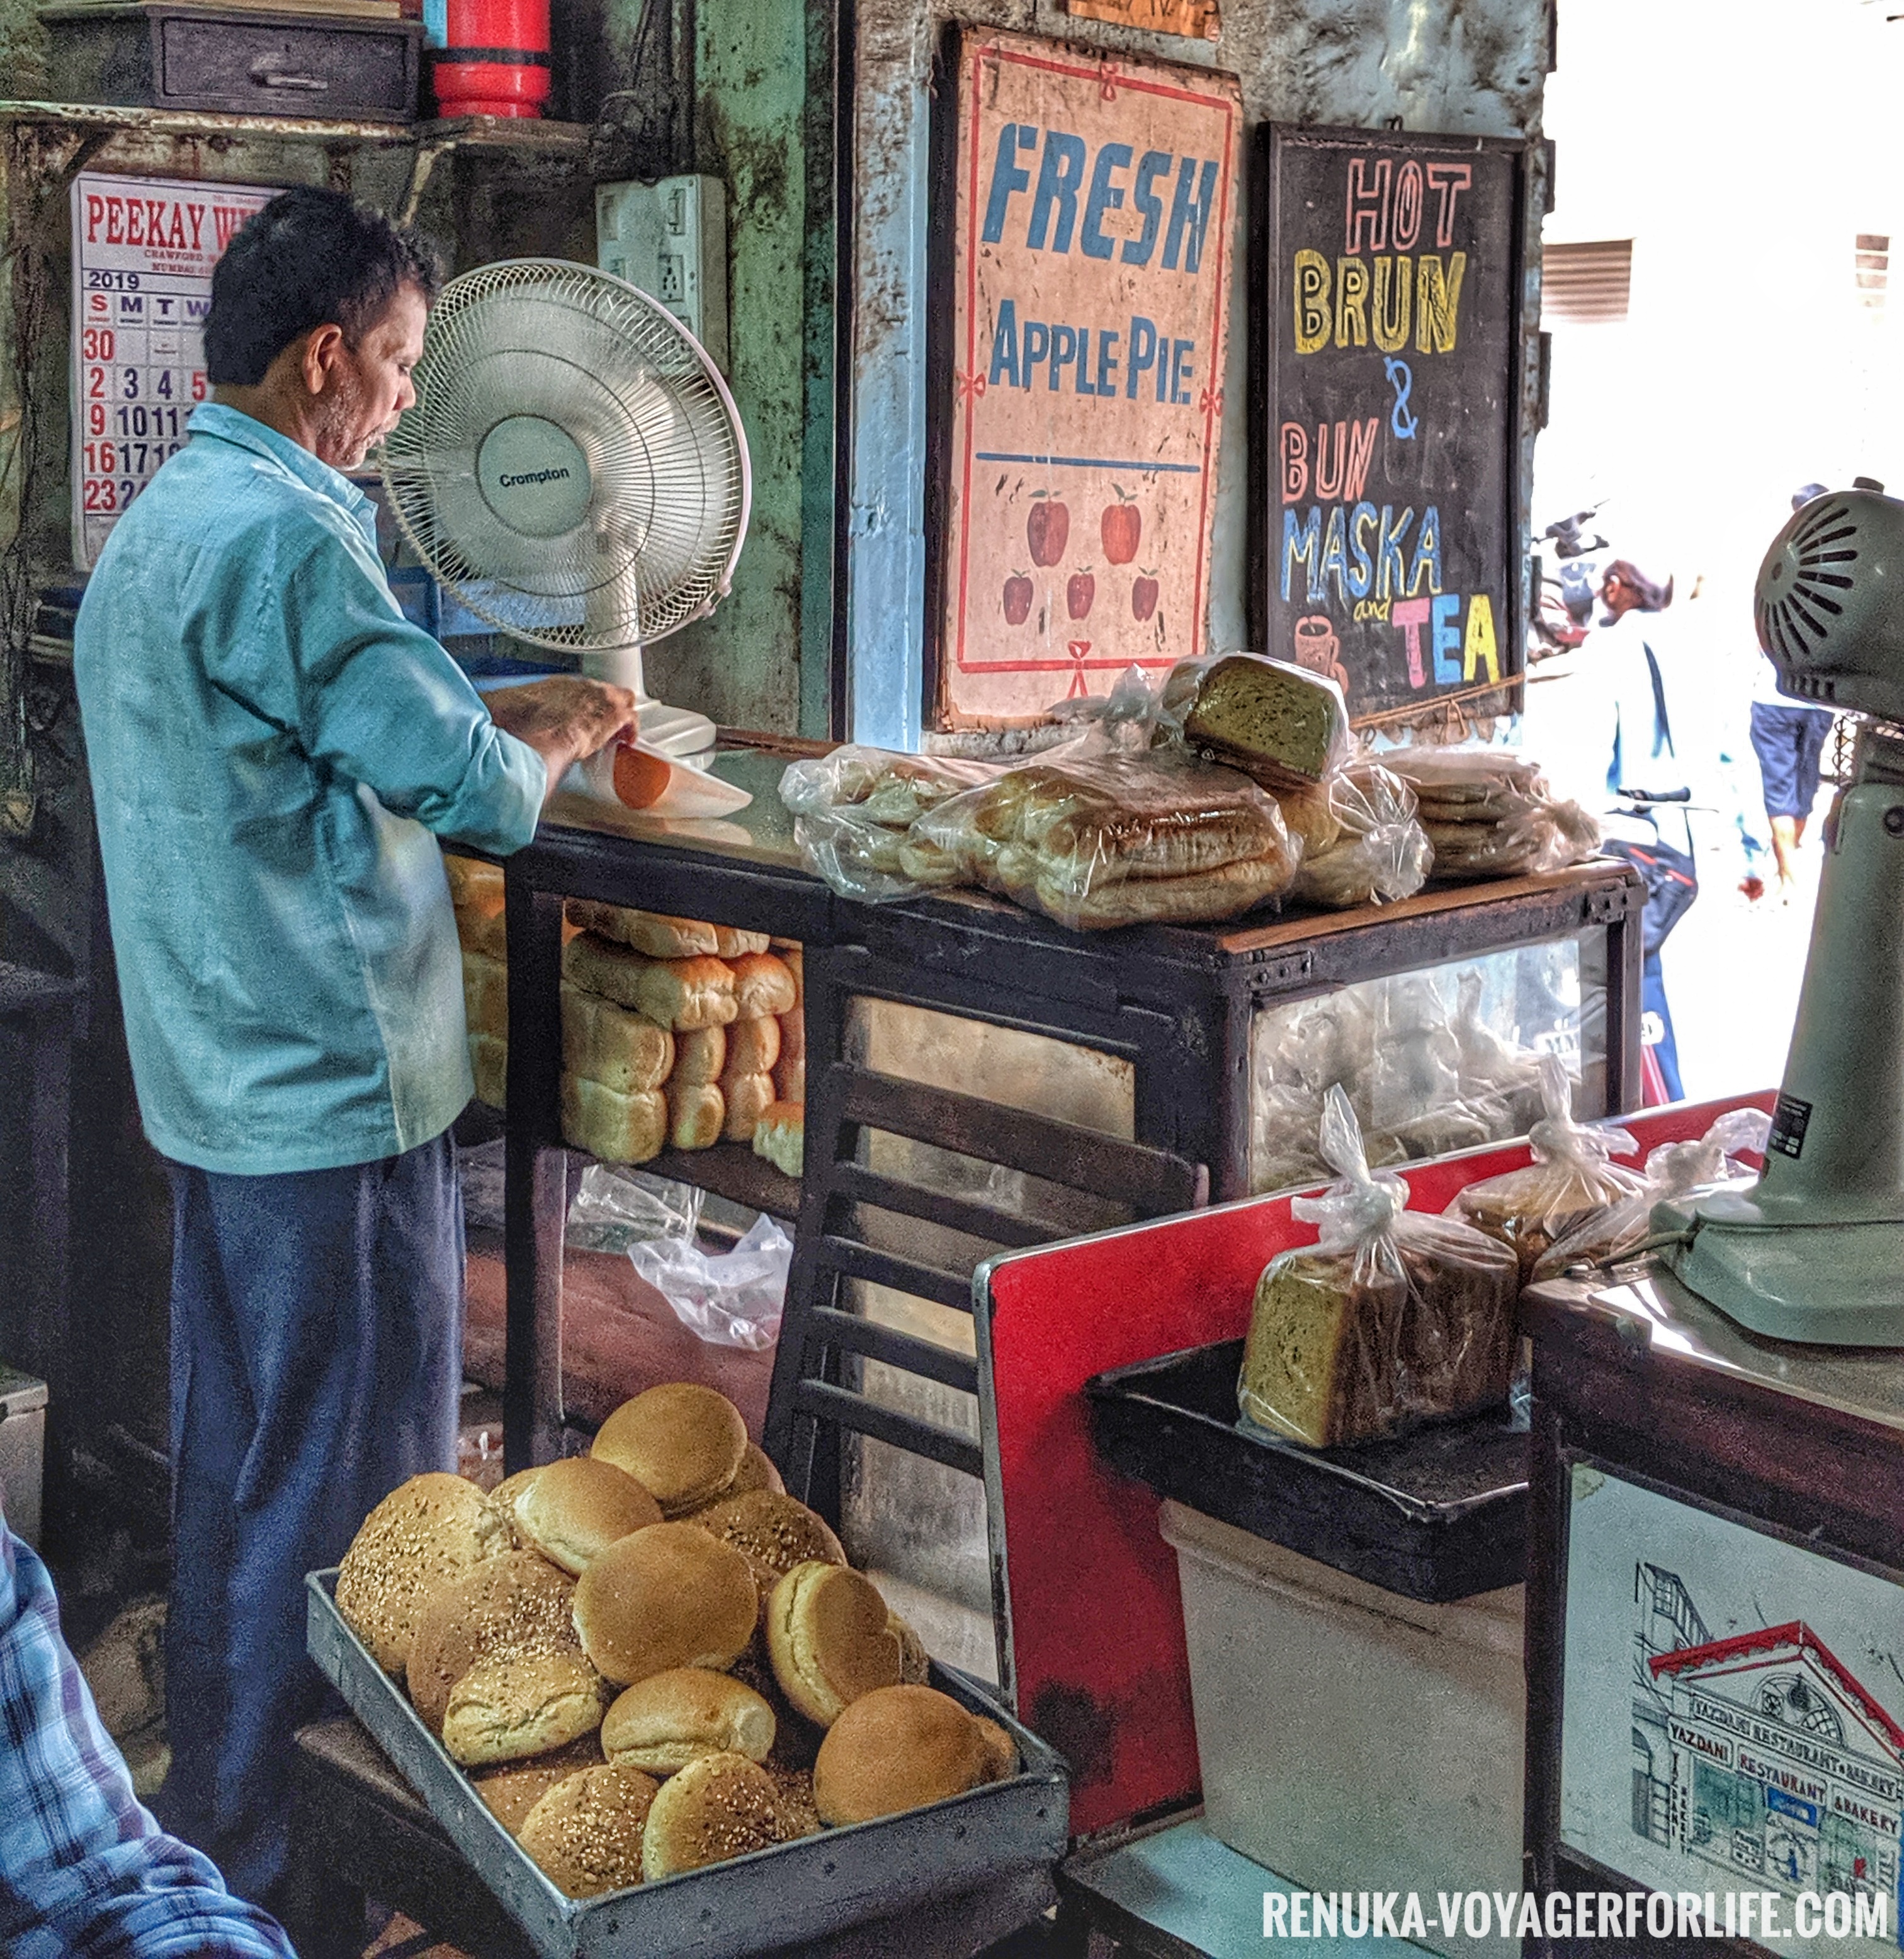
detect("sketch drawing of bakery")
[1629,1562,1903,1908]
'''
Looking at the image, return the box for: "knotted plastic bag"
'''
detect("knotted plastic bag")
[1530,1105,1772,1280]
[1288,761,1433,911]
[1238,1085,1521,1447]
[1444,1055,1645,1280]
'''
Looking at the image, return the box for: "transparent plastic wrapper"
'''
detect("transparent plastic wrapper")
[1289,761,1432,910]
[1385,747,1601,881]
[913,747,1300,931]
[626,1212,792,1350]
[1449,969,1546,1136]
[457,1140,701,1249]
[779,746,1004,901]
[1530,1106,1772,1280]
[1237,1086,1521,1448]
[1444,1054,1645,1280]
[566,1162,703,1252]
[1159,650,1354,790]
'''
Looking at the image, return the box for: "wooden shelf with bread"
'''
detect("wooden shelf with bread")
[448,855,806,1224]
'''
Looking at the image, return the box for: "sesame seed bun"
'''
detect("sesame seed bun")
[336,1473,509,1675]
[443,1649,606,1768]
[518,1763,660,1897]
[405,1550,581,1735]
[472,1734,606,1836]
[689,1490,845,1594]
[639,1751,793,1882]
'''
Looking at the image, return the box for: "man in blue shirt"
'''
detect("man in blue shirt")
[72,188,635,1907]
[1,1520,294,1957]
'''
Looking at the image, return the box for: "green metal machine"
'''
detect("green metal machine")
[1658,487,1904,1344]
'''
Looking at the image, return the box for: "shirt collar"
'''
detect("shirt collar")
[187,401,373,516]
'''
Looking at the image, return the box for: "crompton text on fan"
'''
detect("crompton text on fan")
[1656,486,1904,1342]
[382,258,751,757]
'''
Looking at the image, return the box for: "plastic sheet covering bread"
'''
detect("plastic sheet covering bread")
[1162,652,1352,788]
[1248,953,1579,1195]
[1237,1086,1520,1447]
[1445,1055,1646,1280]
[912,749,1300,930]
[1289,762,1432,910]
[1531,1106,1771,1280]
[1384,746,1602,881]
[779,747,1005,901]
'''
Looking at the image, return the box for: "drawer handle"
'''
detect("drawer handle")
[250,60,330,91]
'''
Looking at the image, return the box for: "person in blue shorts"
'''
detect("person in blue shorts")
[1749,484,1839,900]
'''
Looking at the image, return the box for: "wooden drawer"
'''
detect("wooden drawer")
[41,3,422,121]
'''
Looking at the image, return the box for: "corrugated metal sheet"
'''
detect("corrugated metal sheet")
[1541,237,1631,326]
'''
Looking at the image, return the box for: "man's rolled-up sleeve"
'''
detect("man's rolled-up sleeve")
[279,530,547,854]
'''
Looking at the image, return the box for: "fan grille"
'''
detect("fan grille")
[381,259,749,652]
[1757,494,1856,695]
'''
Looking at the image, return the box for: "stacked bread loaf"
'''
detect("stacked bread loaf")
[447,856,509,1110]
[555,905,803,1174]
[334,1383,1016,1900]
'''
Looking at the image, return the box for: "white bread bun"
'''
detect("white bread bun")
[671,1025,727,1086]
[592,1384,749,1513]
[812,1684,998,1825]
[720,1072,775,1144]
[562,985,673,1094]
[711,924,771,958]
[638,957,739,1033]
[601,1667,776,1774]
[336,1473,508,1675]
[560,1076,667,1165]
[461,905,509,964]
[752,1102,803,1179]
[462,950,508,1041]
[722,1016,781,1079]
[764,1562,903,1727]
[666,1080,725,1151]
[771,1057,805,1108]
[572,1523,758,1687]
[640,1751,793,1881]
[445,854,504,917]
[518,1763,659,1897]
[470,1033,507,1111]
[503,1455,662,1575]
[443,1648,605,1768]
[728,953,796,1019]
[777,1007,804,1064]
[565,901,718,961]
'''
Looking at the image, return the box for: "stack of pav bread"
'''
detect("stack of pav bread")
[447,855,513,1110]
[334,1383,1015,1900]
[560,904,803,1177]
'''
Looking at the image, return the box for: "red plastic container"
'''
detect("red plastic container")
[433,0,550,118]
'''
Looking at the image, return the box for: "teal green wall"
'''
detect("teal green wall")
[640,0,827,737]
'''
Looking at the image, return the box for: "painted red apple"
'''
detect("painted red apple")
[1131,570,1159,622]
[1028,498,1070,567]
[1101,490,1142,565]
[1067,568,1096,620]
[1002,572,1033,625]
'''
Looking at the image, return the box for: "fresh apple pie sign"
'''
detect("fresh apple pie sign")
[939,29,1241,725]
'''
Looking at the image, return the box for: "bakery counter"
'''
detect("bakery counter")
[490,737,1645,1496]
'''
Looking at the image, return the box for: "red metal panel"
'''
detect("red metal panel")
[980,1091,1777,1839]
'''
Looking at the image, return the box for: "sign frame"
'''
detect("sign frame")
[1247,122,1530,732]
[925,26,1244,730]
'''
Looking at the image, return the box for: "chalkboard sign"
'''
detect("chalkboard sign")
[1250,125,1527,730]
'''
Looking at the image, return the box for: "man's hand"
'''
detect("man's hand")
[485,678,640,804]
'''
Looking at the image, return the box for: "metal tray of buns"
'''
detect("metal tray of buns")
[306,1570,1068,1958]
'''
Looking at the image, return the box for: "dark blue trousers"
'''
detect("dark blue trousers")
[156,1133,463,1905]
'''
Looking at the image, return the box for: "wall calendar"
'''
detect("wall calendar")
[70,173,275,569]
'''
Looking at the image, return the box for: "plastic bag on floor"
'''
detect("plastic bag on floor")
[627,1212,793,1350]
[568,1162,702,1251]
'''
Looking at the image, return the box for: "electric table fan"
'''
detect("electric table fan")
[380,258,751,761]
[1655,486,1904,1343]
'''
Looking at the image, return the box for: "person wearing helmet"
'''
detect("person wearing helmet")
[69,187,638,1912]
